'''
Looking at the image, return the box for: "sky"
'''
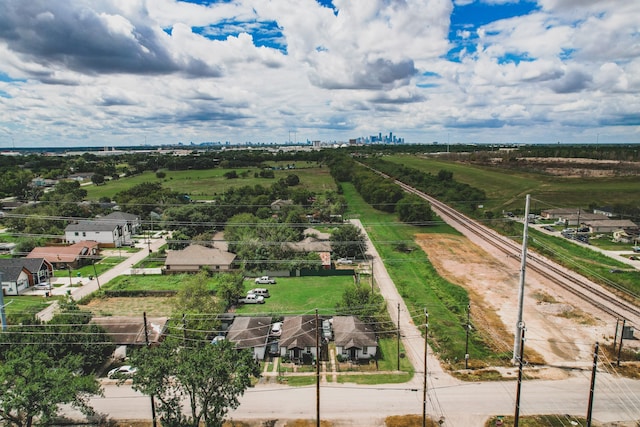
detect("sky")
[0,0,639,148]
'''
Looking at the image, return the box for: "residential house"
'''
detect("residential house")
[100,212,142,236]
[225,316,271,360]
[0,258,53,295]
[164,244,236,273]
[270,199,293,212]
[279,315,318,363]
[67,172,95,182]
[593,206,617,218]
[333,316,377,361]
[585,219,639,234]
[286,235,332,269]
[27,240,99,269]
[613,228,640,245]
[65,211,140,247]
[540,208,583,220]
[91,316,169,346]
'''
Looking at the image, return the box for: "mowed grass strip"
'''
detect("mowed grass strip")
[342,183,510,367]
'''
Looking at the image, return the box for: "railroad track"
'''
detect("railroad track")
[391,179,640,325]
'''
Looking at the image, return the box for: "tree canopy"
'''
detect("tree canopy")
[130,339,261,427]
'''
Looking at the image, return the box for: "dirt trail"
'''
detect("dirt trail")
[415,233,614,368]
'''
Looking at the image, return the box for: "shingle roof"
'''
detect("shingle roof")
[66,220,118,232]
[0,258,33,281]
[27,241,98,263]
[164,244,236,266]
[100,212,139,222]
[91,316,168,345]
[226,316,271,349]
[279,315,318,350]
[333,316,377,349]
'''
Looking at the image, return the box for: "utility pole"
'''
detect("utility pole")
[0,272,7,331]
[465,304,470,369]
[617,319,626,367]
[397,302,401,371]
[422,309,428,427]
[92,258,100,289]
[514,194,530,363]
[143,312,158,427]
[586,342,599,427]
[315,309,320,427]
[514,323,526,427]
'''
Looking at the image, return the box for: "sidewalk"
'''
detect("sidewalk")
[36,238,167,321]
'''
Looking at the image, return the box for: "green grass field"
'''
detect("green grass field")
[382,154,640,214]
[85,164,336,201]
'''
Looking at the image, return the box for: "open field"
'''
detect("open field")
[85,163,336,201]
[382,154,640,214]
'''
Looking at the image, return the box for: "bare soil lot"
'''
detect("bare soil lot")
[83,296,176,317]
[415,233,619,368]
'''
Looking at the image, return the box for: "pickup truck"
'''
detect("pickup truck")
[254,276,276,284]
[238,293,265,304]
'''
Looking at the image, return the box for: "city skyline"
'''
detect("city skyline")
[0,0,639,148]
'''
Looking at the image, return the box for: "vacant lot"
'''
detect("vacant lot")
[85,163,336,201]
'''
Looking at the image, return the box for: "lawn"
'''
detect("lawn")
[84,165,336,201]
[3,296,59,324]
[236,276,352,315]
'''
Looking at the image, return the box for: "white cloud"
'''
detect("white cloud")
[0,0,637,147]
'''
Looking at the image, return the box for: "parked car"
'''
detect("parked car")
[255,276,276,284]
[34,282,51,290]
[270,321,283,337]
[107,365,137,379]
[238,293,265,304]
[248,288,270,298]
[211,335,226,345]
[336,258,353,265]
[322,319,332,340]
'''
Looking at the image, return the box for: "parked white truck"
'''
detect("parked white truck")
[238,293,265,304]
[254,276,276,284]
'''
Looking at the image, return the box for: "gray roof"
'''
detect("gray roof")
[279,315,318,350]
[66,220,118,232]
[286,236,332,253]
[333,316,377,349]
[164,244,236,266]
[0,258,41,281]
[0,258,29,282]
[226,316,271,349]
[100,212,139,222]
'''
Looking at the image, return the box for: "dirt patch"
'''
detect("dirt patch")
[82,296,176,317]
[415,234,613,367]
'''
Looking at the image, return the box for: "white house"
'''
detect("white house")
[225,316,271,360]
[65,212,140,247]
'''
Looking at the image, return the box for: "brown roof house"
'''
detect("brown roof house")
[279,315,319,363]
[0,258,53,296]
[225,316,271,360]
[27,241,99,269]
[333,316,377,361]
[91,316,169,347]
[164,244,236,273]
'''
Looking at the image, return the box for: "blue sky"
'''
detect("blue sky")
[0,0,638,147]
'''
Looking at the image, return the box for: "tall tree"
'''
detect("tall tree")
[330,224,366,259]
[0,347,102,427]
[130,339,261,427]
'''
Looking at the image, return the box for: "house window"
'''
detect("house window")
[305,347,311,353]
[74,232,79,236]
[82,232,86,237]
[362,347,368,355]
